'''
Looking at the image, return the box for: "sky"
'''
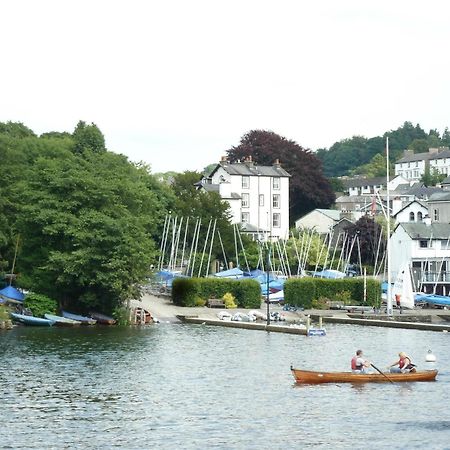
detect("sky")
[2,0,450,173]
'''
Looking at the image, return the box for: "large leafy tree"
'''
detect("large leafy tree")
[226,130,335,223]
[0,121,172,313]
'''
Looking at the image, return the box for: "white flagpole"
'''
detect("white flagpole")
[386,137,393,316]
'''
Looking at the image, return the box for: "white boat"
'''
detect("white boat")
[391,263,415,309]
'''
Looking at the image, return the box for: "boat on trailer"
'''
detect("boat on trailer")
[290,367,438,384]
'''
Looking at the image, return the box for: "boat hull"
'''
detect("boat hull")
[61,311,96,325]
[10,313,55,327]
[89,312,116,325]
[291,368,438,384]
[44,314,82,327]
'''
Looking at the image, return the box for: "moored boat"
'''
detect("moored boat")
[290,366,438,384]
[88,312,116,325]
[10,312,55,327]
[61,311,96,325]
[44,314,81,327]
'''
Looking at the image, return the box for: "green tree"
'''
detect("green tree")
[72,120,106,154]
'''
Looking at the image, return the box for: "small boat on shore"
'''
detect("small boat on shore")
[61,311,96,325]
[89,312,116,325]
[44,314,81,327]
[10,313,55,327]
[290,366,438,384]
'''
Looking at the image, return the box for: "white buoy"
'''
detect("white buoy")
[425,350,436,363]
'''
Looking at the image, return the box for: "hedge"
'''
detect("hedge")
[284,277,381,308]
[172,277,261,309]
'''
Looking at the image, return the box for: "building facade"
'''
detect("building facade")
[199,157,290,240]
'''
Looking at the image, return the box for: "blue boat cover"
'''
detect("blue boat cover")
[214,268,244,278]
[415,294,450,306]
[0,286,25,302]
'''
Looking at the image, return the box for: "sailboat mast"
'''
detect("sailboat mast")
[386,137,393,315]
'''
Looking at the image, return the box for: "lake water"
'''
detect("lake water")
[1,323,449,449]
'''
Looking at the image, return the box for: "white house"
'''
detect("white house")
[393,200,428,224]
[395,147,450,181]
[390,222,450,295]
[342,175,408,197]
[199,157,290,241]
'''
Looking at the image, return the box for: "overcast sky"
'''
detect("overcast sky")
[2,1,450,173]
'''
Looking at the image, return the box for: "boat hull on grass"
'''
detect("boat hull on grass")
[61,311,96,325]
[291,367,438,384]
[10,313,55,327]
[44,314,81,327]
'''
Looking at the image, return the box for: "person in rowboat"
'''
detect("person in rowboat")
[351,350,371,373]
[388,352,416,373]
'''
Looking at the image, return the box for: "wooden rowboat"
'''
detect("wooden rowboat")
[290,367,438,384]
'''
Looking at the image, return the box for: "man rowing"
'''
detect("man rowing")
[351,349,371,373]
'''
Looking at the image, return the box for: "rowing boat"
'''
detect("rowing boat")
[88,312,116,325]
[10,313,55,327]
[290,367,438,384]
[61,311,97,325]
[44,314,82,327]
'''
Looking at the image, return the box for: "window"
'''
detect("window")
[242,176,249,189]
[434,209,439,221]
[273,194,280,208]
[273,213,280,228]
[418,212,423,222]
[241,193,249,208]
[420,240,429,248]
[241,212,249,223]
[273,177,280,190]
[259,194,264,206]
[409,212,415,222]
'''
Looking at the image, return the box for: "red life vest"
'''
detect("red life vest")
[399,355,411,369]
[351,356,362,370]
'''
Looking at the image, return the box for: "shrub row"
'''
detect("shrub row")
[284,277,381,308]
[172,277,261,309]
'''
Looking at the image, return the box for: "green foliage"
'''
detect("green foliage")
[194,297,207,307]
[421,166,446,187]
[334,290,352,305]
[223,292,237,308]
[24,292,57,317]
[72,120,106,154]
[311,297,329,309]
[0,305,11,321]
[172,277,261,308]
[285,278,381,308]
[0,121,173,313]
[112,305,131,326]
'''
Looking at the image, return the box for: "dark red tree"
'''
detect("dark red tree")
[226,130,335,224]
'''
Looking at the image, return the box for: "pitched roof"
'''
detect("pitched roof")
[342,177,385,188]
[428,191,450,202]
[393,200,428,217]
[397,222,450,240]
[207,162,291,178]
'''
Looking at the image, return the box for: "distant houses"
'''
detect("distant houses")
[198,156,291,241]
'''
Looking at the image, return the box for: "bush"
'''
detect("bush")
[24,293,57,317]
[223,292,237,309]
[285,277,381,308]
[311,296,330,309]
[113,305,131,326]
[194,297,206,307]
[172,277,261,308]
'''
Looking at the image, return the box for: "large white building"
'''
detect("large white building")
[199,157,290,240]
[394,147,450,181]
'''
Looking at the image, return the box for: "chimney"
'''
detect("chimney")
[244,155,254,167]
[404,149,414,158]
[273,158,281,168]
[428,148,439,155]
[423,214,431,226]
[220,156,228,165]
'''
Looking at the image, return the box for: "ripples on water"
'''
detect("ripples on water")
[1,323,449,449]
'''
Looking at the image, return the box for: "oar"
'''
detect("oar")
[371,363,394,384]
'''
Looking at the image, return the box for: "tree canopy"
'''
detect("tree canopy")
[226,130,335,222]
[0,122,173,313]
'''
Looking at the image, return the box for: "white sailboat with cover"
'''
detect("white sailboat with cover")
[391,263,415,309]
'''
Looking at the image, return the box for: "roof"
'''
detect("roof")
[316,209,341,220]
[342,177,386,188]
[397,222,450,240]
[396,152,432,163]
[393,200,428,217]
[207,161,291,178]
[428,191,450,202]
